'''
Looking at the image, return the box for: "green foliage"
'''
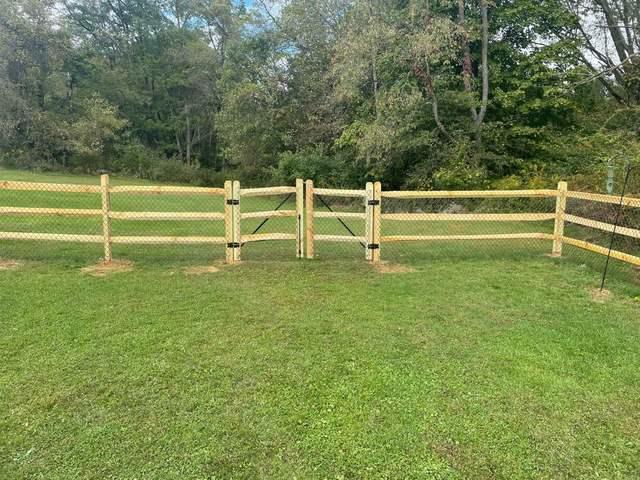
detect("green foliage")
[1,0,639,188]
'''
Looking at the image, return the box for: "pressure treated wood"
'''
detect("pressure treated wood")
[365,182,373,261]
[381,189,557,199]
[562,236,640,266]
[109,211,225,221]
[313,188,367,198]
[242,233,297,242]
[233,180,241,261]
[296,178,304,258]
[100,174,112,261]
[111,235,226,245]
[240,210,296,219]
[305,180,314,259]
[314,234,367,243]
[109,185,225,195]
[380,213,555,221]
[372,182,381,262]
[552,181,568,256]
[565,214,640,239]
[381,233,554,242]
[0,207,101,216]
[0,232,103,242]
[0,181,101,193]
[239,186,296,197]
[315,211,367,219]
[566,191,640,208]
[224,181,234,264]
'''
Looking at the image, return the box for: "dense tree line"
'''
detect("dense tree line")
[1,0,639,188]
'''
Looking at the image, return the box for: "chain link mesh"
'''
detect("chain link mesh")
[1,173,638,284]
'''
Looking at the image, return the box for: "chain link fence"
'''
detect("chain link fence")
[1,172,639,286]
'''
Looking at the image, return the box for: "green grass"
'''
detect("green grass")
[1,168,640,479]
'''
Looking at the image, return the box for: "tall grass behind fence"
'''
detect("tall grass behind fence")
[1,174,639,277]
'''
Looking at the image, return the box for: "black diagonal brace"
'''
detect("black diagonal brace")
[241,192,294,246]
[316,194,366,249]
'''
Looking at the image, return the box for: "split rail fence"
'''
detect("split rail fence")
[1,177,639,267]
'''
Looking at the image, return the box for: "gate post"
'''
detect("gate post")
[233,180,241,262]
[305,179,314,259]
[372,181,382,262]
[224,180,234,264]
[365,182,374,261]
[296,178,304,258]
[552,181,567,257]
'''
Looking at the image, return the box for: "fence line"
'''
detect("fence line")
[1,176,639,267]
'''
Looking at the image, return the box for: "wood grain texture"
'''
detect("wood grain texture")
[110,211,225,220]
[565,214,640,239]
[110,185,225,195]
[314,188,367,198]
[0,181,101,193]
[566,191,640,207]
[381,213,555,221]
[381,233,554,242]
[101,174,112,261]
[239,186,296,197]
[381,189,557,199]
[0,207,101,216]
[305,180,314,259]
[552,181,568,256]
[563,236,640,266]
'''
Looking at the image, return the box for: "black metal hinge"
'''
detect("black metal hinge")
[367,200,380,206]
[227,242,240,248]
[367,243,380,250]
[226,199,240,205]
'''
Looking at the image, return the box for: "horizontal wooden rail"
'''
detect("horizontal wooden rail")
[563,236,640,266]
[0,231,102,242]
[314,188,367,198]
[109,185,225,195]
[381,213,555,222]
[566,191,640,207]
[109,211,224,221]
[314,234,366,243]
[240,210,296,220]
[381,189,557,199]
[315,211,367,219]
[240,186,296,197]
[0,207,101,216]
[565,214,640,239]
[0,181,101,193]
[381,233,554,242]
[111,235,226,244]
[242,233,297,242]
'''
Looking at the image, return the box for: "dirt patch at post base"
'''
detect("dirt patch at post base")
[81,260,134,277]
[0,258,23,271]
[373,261,416,274]
[590,288,612,303]
[183,265,220,275]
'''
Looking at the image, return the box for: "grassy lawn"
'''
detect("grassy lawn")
[1,168,640,479]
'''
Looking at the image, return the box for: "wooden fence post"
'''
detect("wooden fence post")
[232,180,241,262]
[372,181,382,262]
[305,179,314,259]
[365,182,374,261]
[296,178,304,258]
[100,174,112,262]
[224,180,234,264]
[552,181,568,256]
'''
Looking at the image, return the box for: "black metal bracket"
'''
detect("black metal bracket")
[367,200,380,206]
[226,199,240,205]
[367,243,380,250]
[227,242,240,248]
